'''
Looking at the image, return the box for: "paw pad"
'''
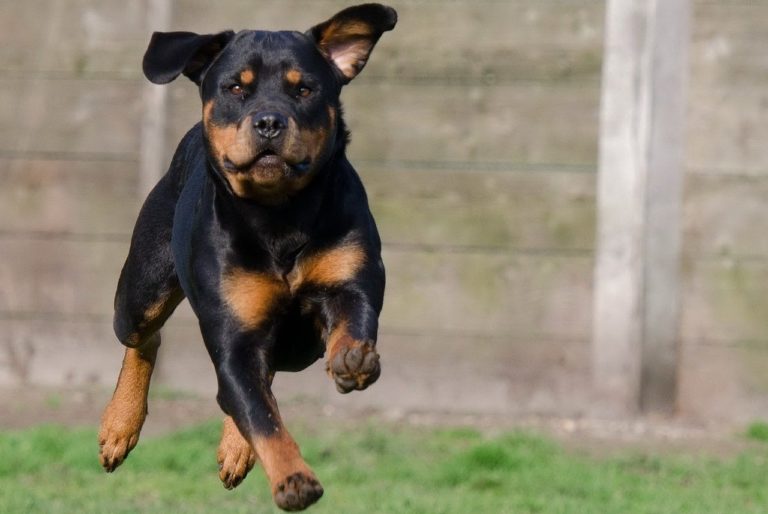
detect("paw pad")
[328,338,381,393]
[274,472,324,511]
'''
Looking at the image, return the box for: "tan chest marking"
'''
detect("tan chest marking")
[288,243,366,291]
[221,269,288,330]
[221,244,365,328]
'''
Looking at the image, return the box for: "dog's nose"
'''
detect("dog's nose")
[253,112,287,140]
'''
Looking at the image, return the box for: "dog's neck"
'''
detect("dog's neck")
[208,150,346,262]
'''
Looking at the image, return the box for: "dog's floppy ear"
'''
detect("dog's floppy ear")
[307,3,397,84]
[142,30,235,85]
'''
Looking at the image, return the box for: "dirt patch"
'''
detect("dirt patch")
[0,386,761,459]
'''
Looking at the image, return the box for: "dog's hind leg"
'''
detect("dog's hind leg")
[217,415,257,489]
[99,173,184,472]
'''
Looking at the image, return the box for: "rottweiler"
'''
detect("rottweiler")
[97,4,396,511]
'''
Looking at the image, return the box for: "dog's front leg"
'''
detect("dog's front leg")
[318,288,384,394]
[203,326,323,512]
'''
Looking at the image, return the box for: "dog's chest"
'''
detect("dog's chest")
[220,242,365,330]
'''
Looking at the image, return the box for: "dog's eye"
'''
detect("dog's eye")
[228,84,245,97]
[297,86,312,98]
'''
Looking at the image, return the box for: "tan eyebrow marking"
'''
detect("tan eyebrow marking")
[239,68,255,85]
[286,69,302,86]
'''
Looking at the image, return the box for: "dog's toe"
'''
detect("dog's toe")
[217,442,256,490]
[274,472,324,511]
[98,427,139,472]
[217,417,257,489]
[328,339,380,394]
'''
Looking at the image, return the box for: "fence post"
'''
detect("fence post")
[592,0,690,416]
[139,0,173,384]
[139,0,172,199]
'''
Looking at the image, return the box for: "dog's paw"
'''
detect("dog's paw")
[217,418,257,490]
[274,472,324,511]
[327,336,381,394]
[97,402,145,472]
[217,444,256,490]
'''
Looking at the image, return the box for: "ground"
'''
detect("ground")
[3,386,768,513]
[0,385,759,458]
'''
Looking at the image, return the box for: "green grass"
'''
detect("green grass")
[1,421,767,513]
[746,421,768,443]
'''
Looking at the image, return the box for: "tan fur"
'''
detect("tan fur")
[203,101,335,201]
[217,416,257,487]
[286,69,302,86]
[253,429,317,495]
[143,298,167,324]
[321,20,373,41]
[203,100,265,198]
[325,320,350,361]
[98,337,160,469]
[318,21,376,79]
[126,332,141,347]
[239,68,255,85]
[221,268,287,330]
[282,117,334,175]
[143,288,183,325]
[289,243,365,290]
[203,100,255,169]
[125,290,183,347]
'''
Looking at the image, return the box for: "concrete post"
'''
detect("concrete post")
[592,0,690,416]
[139,0,172,199]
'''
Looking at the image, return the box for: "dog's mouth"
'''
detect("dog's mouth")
[224,150,310,177]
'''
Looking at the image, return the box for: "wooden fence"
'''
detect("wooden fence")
[0,0,767,423]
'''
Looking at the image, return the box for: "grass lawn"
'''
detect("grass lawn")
[1,420,767,513]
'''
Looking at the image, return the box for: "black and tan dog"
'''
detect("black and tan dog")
[97,4,395,511]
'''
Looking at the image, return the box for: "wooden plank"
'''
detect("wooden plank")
[279,333,590,416]
[682,258,768,345]
[0,239,127,318]
[7,0,767,89]
[0,77,142,156]
[0,1,603,83]
[689,4,768,175]
[14,158,768,262]
[169,82,600,165]
[0,318,122,387]
[0,317,590,416]
[683,174,768,258]
[5,238,767,349]
[0,0,147,77]
[678,342,768,423]
[687,86,768,174]
[380,248,593,338]
[692,2,768,85]
[0,239,594,339]
[362,166,596,251]
[0,159,138,236]
[0,158,596,250]
[8,0,766,83]
[174,0,604,84]
[0,317,210,390]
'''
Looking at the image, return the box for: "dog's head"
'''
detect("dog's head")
[143,4,396,202]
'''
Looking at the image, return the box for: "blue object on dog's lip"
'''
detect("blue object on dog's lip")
[223,158,238,171]
[292,159,311,173]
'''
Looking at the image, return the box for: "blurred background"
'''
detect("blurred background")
[0,0,766,429]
